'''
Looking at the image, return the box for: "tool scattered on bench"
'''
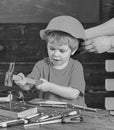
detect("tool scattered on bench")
[67,104,97,112]
[4,62,15,109]
[24,110,82,128]
[0,112,43,128]
[29,98,98,112]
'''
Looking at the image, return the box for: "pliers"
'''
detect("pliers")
[62,114,83,123]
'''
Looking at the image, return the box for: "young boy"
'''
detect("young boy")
[15,15,86,106]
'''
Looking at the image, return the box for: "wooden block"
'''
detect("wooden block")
[105,60,114,72]
[105,97,114,110]
[0,101,38,119]
[105,79,114,91]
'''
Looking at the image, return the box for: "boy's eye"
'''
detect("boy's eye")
[60,50,66,53]
[50,47,55,51]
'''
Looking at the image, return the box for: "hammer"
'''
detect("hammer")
[5,63,43,98]
[4,62,38,87]
[4,62,15,87]
[4,62,15,109]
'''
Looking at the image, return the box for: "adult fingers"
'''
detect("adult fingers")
[84,44,94,51]
[84,39,93,46]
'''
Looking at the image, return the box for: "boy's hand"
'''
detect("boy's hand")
[36,78,51,92]
[14,73,27,86]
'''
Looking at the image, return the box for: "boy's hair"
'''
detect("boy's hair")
[40,15,85,42]
[45,31,79,52]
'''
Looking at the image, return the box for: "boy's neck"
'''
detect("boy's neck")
[51,60,70,70]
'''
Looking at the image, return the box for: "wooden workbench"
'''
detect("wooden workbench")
[0,102,114,130]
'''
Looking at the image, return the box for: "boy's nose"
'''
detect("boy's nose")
[53,50,60,56]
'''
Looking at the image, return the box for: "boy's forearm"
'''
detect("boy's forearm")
[49,83,80,100]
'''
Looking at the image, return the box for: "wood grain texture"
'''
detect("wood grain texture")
[0,105,113,130]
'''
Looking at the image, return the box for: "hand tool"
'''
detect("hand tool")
[0,118,28,128]
[37,110,78,122]
[0,112,42,128]
[29,99,97,112]
[38,103,67,108]
[4,62,15,109]
[9,91,12,109]
[67,103,97,112]
[4,62,15,87]
[18,91,26,105]
[62,115,83,123]
[24,110,82,128]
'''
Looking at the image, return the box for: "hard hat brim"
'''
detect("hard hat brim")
[40,29,85,41]
[40,16,85,40]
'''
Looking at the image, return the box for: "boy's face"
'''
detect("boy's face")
[47,42,72,69]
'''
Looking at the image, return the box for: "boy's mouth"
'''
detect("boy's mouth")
[51,58,61,64]
[52,58,61,62]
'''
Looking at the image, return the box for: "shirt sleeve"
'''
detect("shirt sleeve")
[70,61,85,95]
[27,62,41,81]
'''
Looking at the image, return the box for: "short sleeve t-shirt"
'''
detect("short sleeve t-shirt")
[28,57,86,106]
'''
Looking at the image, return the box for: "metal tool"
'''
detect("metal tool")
[0,112,42,128]
[4,62,15,109]
[9,91,12,109]
[36,110,78,122]
[62,115,83,123]
[24,118,61,128]
[4,62,15,87]
[67,104,97,112]
[0,118,28,128]
[38,103,67,108]
[24,110,82,128]
[18,91,26,105]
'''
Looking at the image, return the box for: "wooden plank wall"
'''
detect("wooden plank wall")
[0,0,100,23]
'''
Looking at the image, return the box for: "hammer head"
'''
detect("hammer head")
[4,62,15,87]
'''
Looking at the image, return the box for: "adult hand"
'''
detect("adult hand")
[83,36,112,53]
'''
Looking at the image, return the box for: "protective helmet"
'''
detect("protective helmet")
[40,15,85,40]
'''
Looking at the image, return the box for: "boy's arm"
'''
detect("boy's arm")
[36,78,80,100]
[36,61,85,100]
[49,84,80,100]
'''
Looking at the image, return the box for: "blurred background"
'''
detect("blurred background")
[0,0,113,109]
